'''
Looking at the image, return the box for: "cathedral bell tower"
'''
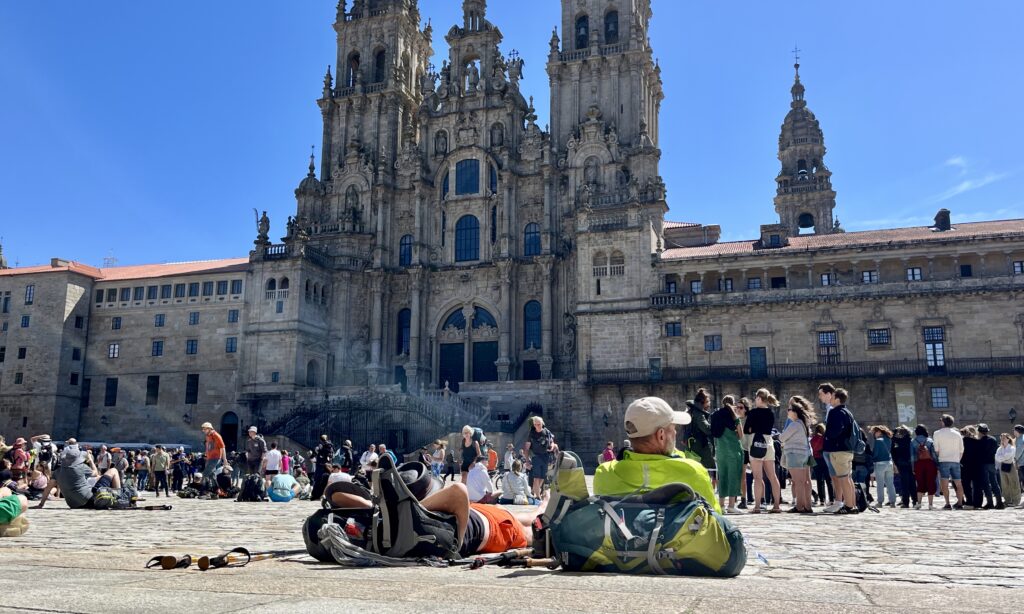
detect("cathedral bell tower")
[773,59,836,235]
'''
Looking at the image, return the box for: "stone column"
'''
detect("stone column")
[538,256,555,379]
[495,259,514,381]
[366,270,387,385]
[408,267,425,389]
[462,304,475,383]
[806,265,814,288]
[412,185,423,264]
[542,168,553,253]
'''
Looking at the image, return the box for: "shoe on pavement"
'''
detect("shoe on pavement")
[942,503,953,510]
[913,501,922,510]
[725,506,742,515]
[953,503,964,510]
[737,501,747,510]
[823,502,843,513]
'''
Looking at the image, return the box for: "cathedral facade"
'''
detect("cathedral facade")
[2,0,1023,453]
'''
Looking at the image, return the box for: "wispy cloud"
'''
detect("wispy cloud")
[928,172,1009,204]
[944,156,968,174]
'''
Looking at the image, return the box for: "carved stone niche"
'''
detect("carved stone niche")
[474,323,499,341]
[439,325,466,343]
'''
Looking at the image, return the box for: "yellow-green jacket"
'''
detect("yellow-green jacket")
[593,449,722,513]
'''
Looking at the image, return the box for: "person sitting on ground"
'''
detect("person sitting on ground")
[466,456,499,504]
[498,460,538,505]
[215,462,234,496]
[594,397,720,511]
[327,464,353,486]
[36,441,131,509]
[0,459,17,493]
[296,469,313,499]
[0,484,29,537]
[268,471,301,502]
[326,469,537,557]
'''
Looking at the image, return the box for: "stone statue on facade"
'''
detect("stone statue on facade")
[255,209,270,245]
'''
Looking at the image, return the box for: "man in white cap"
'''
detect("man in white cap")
[244,426,267,477]
[593,397,719,511]
[200,422,226,484]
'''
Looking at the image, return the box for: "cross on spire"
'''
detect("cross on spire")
[792,44,802,79]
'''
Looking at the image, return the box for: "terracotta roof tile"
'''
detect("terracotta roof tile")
[0,262,103,278]
[0,258,248,280]
[664,221,700,229]
[661,219,1024,261]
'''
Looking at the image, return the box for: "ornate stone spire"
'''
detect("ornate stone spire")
[0,240,8,269]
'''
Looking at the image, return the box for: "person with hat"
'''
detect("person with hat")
[244,426,267,477]
[335,439,355,474]
[35,441,126,509]
[977,423,1004,509]
[30,435,57,477]
[615,439,631,461]
[593,397,720,511]
[200,422,226,484]
[9,438,30,481]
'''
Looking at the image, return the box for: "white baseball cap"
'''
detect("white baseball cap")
[624,397,690,438]
[248,426,258,433]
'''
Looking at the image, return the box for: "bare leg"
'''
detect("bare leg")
[105,468,121,489]
[765,461,782,511]
[421,483,469,543]
[940,478,950,505]
[953,479,965,504]
[751,459,765,510]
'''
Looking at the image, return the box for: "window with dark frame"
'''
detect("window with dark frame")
[174,284,186,298]
[104,377,118,406]
[820,273,832,286]
[216,280,228,295]
[185,339,198,355]
[395,309,411,355]
[524,301,542,350]
[399,235,413,267]
[185,374,199,405]
[188,311,199,325]
[690,280,702,295]
[271,371,280,383]
[231,279,243,294]
[108,343,119,358]
[0,346,5,362]
[96,289,105,304]
[80,378,90,408]
[21,315,30,328]
[861,270,879,284]
[106,289,117,302]
[14,372,24,385]
[133,287,144,301]
[146,375,160,406]
[147,286,158,300]
[455,215,480,262]
[225,337,237,353]
[704,334,722,351]
[72,347,81,361]
[923,326,945,369]
[747,278,762,290]
[906,267,922,281]
[69,372,79,386]
[152,340,163,357]
[119,287,131,302]
[930,386,949,408]
[189,282,201,297]
[228,309,239,323]
[74,315,84,329]
[1014,261,1024,275]
[719,278,733,292]
[154,313,165,327]
[160,285,172,299]
[17,347,26,359]
[665,322,682,337]
[817,330,840,365]
[867,328,891,346]
[200,281,212,296]
[455,159,480,195]
[524,223,541,256]
[111,316,121,330]
[24,284,34,305]
[960,264,973,278]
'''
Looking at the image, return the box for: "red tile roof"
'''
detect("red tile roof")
[0,258,248,280]
[664,221,700,229]
[660,219,1024,261]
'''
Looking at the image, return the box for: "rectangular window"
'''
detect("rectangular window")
[185,374,199,404]
[72,347,81,361]
[106,289,117,302]
[225,337,237,353]
[188,311,199,325]
[930,386,949,409]
[747,277,762,290]
[216,280,228,295]
[1014,261,1023,275]
[74,315,84,329]
[959,264,972,278]
[17,347,26,359]
[770,276,787,289]
[455,159,481,195]
[867,328,891,346]
[704,334,723,351]
[227,309,239,323]
[769,234,781,247]
[905,267,922,281]
[719,278,733,292]
[271,371,280,383]
[107,343,119,358]
[924,326,945,370]
[665,322,682,337]
[817,330,840,365]
[133,286,144,301]
[151,340,163,357]
[160,284,172,299]
[24,284,34,305]
[154,313,165,327]
[80,378,90,408]
[185,339,198,355]
[69,372,79,386]
[21,315,30,328]
[111,316,122,330]
[276,300,284,314]
[174,283,186,298]
[861,270,879,284]
[95,289,105,303]
[690,280,702,295]
[104,377,118,406]
[820,273,833,286]
[203,281,216,296]
[1,292,9,313]
[0,346,5,362]
[120,288,131,302]
[230,279,243,294]
[188,282,201,297]
[14,372,23,385]
[923,326,945,343]
[147,285,158,300]
[146,375,160,406]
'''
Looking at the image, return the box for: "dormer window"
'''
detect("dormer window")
[769,234,781,247]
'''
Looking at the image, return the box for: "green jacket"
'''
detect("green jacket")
[594,449,721,512]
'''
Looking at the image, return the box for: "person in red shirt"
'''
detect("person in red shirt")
[10,438,30,480]
[201,422,226,483]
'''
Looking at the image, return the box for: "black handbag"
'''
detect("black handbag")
[1000,462,1014,473]
[750,434,769,460]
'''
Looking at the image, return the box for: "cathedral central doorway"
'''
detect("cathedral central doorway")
[472,341,498,382]
[440,343,464,392]
[437,305,500,391]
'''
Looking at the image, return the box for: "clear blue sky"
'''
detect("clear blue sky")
[2,1,1022,267]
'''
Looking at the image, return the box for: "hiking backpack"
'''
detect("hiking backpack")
[237,474,266,502]
[854,482,879,513]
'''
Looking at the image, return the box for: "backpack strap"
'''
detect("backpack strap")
[645,509,667,575]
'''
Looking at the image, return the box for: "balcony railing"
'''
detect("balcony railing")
[650,292,695,307]
[559,49,591,62]
[587,356,1024,385]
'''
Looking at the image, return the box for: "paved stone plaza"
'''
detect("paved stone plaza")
[3,493,1023,613]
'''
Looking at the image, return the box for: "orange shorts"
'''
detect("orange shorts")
[470,503,528,553]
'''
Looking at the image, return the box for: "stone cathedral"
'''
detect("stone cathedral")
[4,0,1024,454]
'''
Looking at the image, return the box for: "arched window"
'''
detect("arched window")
[456,159,480,195]
[305,280,312,301]
[797,159,808,174]
[472,307,496,329]
[489,164,497,194]
[524,301,542,350]
[395,308,411,355]
[320,285,328,305]
[345,185,359,211]
[441,211,447,247]
[575,15,590,50]
[266,279,277,292]
[345,52,360,88]
[373,49,386,83]
[313,283,319,301]
[584,156,599,184]
[490,206,497,245]
[455,215,480,262]
[279,277,290,290]
[524,223,541,256]
[443,309,466,330]
[306,360,319,387]
[441,171,450,199]
[399,234,413,266]
[604,11,619,44]
[609,251,625,276]
[592,251,608,277]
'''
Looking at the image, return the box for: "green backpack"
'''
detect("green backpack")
[547,481,746,577]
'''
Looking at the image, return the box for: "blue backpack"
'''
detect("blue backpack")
[842,408,867,455]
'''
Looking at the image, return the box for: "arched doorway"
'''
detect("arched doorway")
[437,306,499,392]
[220,411,239,453]
[306,360,320,387]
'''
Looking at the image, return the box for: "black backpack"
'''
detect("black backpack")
[237,474,266,502]
[854,483,879,513]
[370,454,459,559]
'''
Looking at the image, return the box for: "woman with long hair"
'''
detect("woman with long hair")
[711,395,744,513]
[870,425,897,507]
[995,433,1021,506]
[744,388,783,513]
[780,396,817,513]
[736,398,753,509]
[810,423,833,506]
[913,424,938,509]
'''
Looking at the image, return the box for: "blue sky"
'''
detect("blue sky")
[2,1,1022,267]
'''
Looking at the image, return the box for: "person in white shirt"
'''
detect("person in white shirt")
[995,433,1020,507]
[326,464,353,486]
[503,444,517,473]
[498,460,537,505]
[262,442,283,488]
[360,444,379,474]
[465,457,497,504]
[932,414,966,510]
